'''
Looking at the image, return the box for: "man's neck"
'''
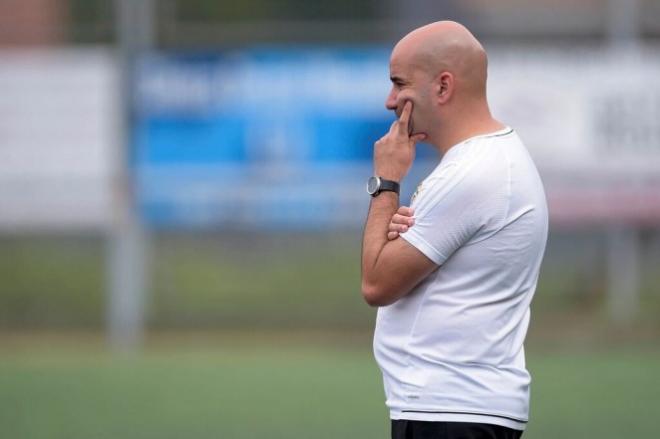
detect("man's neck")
[437,121,505,155]
[429,105,505,155]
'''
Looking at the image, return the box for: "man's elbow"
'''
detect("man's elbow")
[361,280,397,307]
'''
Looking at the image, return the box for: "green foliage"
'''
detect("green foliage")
[149,232,369,329]
[0,236,105,328]
[0,232,658,335]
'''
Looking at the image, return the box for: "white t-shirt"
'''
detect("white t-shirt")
[373,127,548,431]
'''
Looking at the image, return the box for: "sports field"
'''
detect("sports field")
[1,234,659,438]
[1,333,659,439]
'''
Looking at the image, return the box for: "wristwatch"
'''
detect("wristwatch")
[366,176,400,197]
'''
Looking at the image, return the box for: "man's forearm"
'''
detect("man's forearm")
[361,192,399,285]
[361,100,427,305]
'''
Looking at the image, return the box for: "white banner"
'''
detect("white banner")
[488,44,660,225]
[0,49,118,231]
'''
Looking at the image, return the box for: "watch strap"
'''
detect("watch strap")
[376,178,400,196]
[371,177,400,197]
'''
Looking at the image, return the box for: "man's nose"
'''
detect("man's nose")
[385,94,396,110]
[385,93,397,111]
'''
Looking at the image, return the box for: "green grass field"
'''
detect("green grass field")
[1,233,659,438]
[1,334,659,439]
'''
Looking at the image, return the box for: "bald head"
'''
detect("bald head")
[385,21,502,151]
[392,21,488,98]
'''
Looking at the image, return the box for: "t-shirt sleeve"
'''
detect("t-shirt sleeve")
[400,162,489,266]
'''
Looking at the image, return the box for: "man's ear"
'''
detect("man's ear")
[435,71,454,104]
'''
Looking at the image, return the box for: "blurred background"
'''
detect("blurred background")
[1,0,659,438]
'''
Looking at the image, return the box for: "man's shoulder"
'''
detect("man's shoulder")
[415,151,505,206]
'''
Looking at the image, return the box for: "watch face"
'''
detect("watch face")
[367,176,380,195]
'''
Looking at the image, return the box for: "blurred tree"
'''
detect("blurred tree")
[67,0,112,43]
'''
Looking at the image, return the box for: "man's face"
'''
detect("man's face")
[385,53,432,137]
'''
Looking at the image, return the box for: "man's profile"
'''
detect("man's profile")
[361,21,548,439]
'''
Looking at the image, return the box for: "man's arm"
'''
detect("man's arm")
[361,193,437,307]
[360,101,438,307]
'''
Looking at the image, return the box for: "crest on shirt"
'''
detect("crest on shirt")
[411,182,424,204]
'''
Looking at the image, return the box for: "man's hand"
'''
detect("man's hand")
[387,206,415,240]
[361,104,436,307]
[373,101,426,182]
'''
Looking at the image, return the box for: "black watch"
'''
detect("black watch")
[366,176,400,197]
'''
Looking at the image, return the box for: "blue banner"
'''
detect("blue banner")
[134,47,436,229]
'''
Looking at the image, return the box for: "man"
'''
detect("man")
[361,21,548,439]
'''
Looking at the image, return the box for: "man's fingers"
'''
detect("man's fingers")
[387,120,398,135]
[397,101,413,132]
[388,220,410,233]
[392,213,414,226]
[388,205,416,240]
[387,222,408,240]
